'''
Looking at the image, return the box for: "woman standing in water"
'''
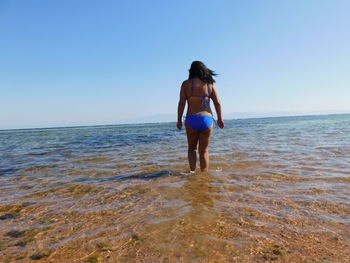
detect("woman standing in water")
[177,61,224,172]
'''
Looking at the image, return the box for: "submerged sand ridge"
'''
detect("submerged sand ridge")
[1,115,350,262]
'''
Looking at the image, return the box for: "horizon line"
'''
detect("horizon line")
[1,112,349,132]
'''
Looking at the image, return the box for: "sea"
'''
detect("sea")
[0,114,350,262]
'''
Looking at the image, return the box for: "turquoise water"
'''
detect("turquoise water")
[1,114,349,179]
[0,114,350,262]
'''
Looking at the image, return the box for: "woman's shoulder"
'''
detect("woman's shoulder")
[181,79,191,89]
[182,79,191,85]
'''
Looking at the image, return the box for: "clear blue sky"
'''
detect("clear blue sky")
[1,0,349,129]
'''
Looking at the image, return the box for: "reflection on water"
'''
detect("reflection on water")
[1,114,350,262]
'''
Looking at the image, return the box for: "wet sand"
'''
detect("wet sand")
[1,167,349,263]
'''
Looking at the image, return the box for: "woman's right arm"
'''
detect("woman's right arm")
[177,82,187,129]
[211,84,224,129]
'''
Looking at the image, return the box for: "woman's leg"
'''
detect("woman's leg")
[198,125,213,172]
[185,123,199,171]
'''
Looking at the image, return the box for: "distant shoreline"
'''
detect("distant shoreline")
[1,112,349,132]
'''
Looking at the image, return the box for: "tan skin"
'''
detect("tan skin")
[177,77,224,172]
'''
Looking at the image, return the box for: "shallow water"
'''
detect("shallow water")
[0,114,350,262]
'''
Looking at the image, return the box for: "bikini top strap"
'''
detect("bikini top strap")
[207,83,211,96]
[190,79,194,97]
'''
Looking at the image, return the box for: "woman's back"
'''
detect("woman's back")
[184,78,213,116]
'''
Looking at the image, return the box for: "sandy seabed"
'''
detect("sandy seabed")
[1,166,349,263]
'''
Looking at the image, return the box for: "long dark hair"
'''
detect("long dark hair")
[188,61,217,84]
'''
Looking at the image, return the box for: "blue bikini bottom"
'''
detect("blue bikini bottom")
[186,115,213,132]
